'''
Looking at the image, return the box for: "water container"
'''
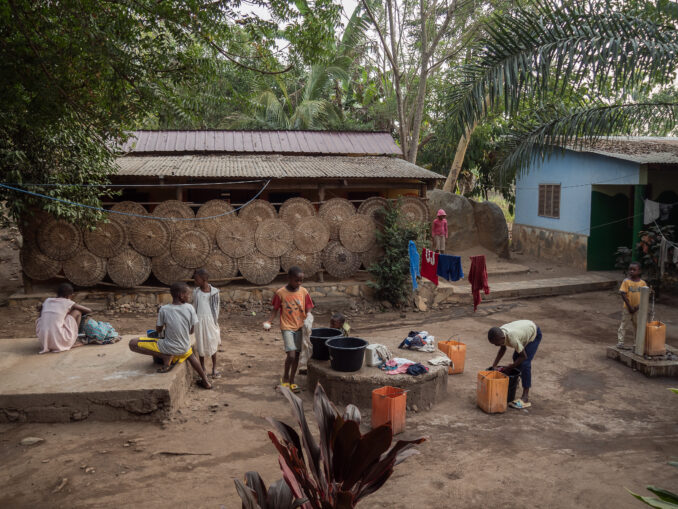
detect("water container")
[645,321,667,356]
[372,386,407,434]
[309,328,342,360]
[488,366,521,402]
[477,370,508,414]
[326,337,368,372]
[438,340,466,375]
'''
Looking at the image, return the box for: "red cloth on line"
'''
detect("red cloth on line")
[469,255,489,311]
[421,248,439,286]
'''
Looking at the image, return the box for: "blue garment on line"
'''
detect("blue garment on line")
[408,240,420,290]
[437,254,464,282]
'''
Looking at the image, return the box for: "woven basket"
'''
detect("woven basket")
[110,201,148,226]
[152,251,194,286]
[153,200,195,232]
[216,218,256,258]
[279,197,316,227]
[293,217,330,254]
[196,199,236,241]
[397,196,428,225]
[339,215,376,253]
[63,251,107,287]
[255,219,293,257]
[204,251,238,281]
[20,246,61,281]
[321,240,361,279]
[171,229,212,269]
[83,216,128,258]
[108,248,151,287]
[129,218,171,257]
[239,199,277,225]
[238,252,280,285]
[360,243,385,270]
[358,196,388,227]
[319,198,356,239]
[281,249,322,278]
[37,218,82,261]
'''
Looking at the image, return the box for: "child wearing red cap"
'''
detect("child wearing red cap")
[432,209,448,253]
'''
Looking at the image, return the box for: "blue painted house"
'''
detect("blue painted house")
[512,137,678,270]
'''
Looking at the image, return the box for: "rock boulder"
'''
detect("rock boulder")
[426,190,478,249]
[470,199,510,258]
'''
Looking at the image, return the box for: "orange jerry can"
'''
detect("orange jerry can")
[645,321,667,356]
[438,340,466,375]
[372,386,407,434]
[477,370,508,414]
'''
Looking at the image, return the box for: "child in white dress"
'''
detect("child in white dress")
[193,269,221,378]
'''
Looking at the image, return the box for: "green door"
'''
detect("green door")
[587,190,632,270]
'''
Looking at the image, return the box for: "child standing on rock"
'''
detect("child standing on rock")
[617,261,648,350]
[263,266,314,393]
[193,269,221,378]
[432,209,448,253]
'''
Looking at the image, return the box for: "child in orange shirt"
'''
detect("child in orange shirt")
[264,266,314,393]
[617,261,648,349]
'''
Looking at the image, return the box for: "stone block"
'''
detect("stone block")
[157,293,172,305]
[346,285,361,297]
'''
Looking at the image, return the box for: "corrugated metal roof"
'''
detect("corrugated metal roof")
[115,154,444,180]
[567,137,678,164]
[121,130,402,156]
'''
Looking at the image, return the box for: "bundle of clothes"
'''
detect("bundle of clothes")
[79,316,120,345]
[379,358,429,376]
[399,330,435,353]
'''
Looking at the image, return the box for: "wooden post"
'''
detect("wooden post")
[631,185,646,262]
[22,273,33,295]
[318,185,326,204]
[634,286,650,356]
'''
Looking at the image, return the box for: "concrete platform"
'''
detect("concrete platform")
[606,344,678,377]
[307,336,449,411]
[0,336,191,423]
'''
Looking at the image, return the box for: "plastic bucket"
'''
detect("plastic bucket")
[645,321,666,356]
[477,370,508,414]
[326,337,368,372]
[372,386,407,434]
[439,340,466,375]
[310,328,342,360]
[488,366,521,402]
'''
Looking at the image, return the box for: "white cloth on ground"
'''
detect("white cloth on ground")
[428,355,452,366]
[375,344,393,362]
[299,312,314,369]
[193,288,221,357]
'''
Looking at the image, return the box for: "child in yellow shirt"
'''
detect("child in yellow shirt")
[617,261,648,349]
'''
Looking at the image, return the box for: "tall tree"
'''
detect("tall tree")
[0,0,340,224]
[448,0,678,174]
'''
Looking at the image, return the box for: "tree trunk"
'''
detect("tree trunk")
[442,122,476,192]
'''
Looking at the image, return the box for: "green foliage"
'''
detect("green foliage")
[368,202,429,307]
[0,0,340,225]
[448,0,678,174]
[236,384,425,508]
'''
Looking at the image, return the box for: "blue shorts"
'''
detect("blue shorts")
[282,329,302,352]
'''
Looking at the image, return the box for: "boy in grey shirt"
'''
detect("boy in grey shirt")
[129,282,212,389]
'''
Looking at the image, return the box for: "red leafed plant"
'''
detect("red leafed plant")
[235,384,425,509]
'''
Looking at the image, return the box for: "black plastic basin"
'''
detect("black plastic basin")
[489,366,521,402]
[310,328,343,360]
[326,337,368,372]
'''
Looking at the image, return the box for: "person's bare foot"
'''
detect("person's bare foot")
[71,341,86,349]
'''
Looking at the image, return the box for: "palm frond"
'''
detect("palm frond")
[452,0,678,132]
[496,101,678,175]
[290,100,330,129]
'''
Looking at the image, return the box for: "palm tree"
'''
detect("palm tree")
[445,0,678,181]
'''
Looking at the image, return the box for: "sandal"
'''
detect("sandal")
[157,364,176,373]
[289,384,301,393]
[509,399,531,409]
[196,379,212,390]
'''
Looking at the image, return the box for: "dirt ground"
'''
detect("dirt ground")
[1,289,677,508]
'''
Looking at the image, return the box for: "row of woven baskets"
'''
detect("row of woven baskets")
[19,196,428,287]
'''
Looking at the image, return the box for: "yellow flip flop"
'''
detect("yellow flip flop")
[290,384,301,393]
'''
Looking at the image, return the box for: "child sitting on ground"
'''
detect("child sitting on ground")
[263,266,314,393]
[617,261,648,350]
[330,312,351,337]
[36,283,92,354]
[128,282,212,389]
[488,319,542,409]
[193,269,221,378]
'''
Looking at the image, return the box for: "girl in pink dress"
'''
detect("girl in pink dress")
[36,283,92,354]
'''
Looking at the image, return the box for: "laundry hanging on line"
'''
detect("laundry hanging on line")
[408,240,420,291]
[437,254,464,282]
[421,248,439,285]
[469,255,490,311]
[644,199,676,224]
